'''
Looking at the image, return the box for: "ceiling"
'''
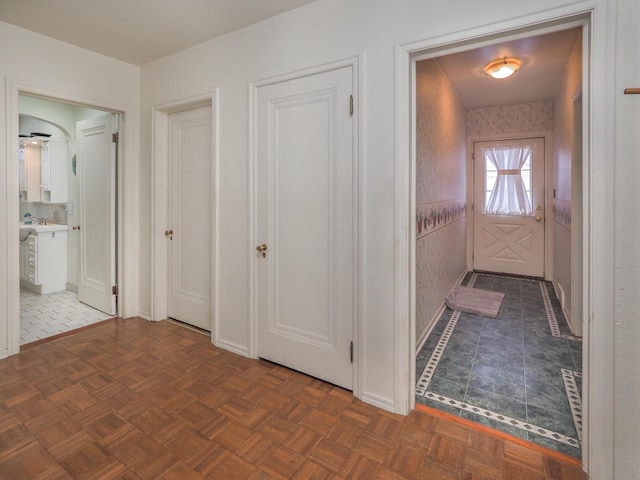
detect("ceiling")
[433,27,581,109]
[0,0,319,65]
[0,2,580,107]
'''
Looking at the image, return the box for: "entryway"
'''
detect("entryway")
[17,95,119,345]
[408,20,587,461]
[473,138,545,277]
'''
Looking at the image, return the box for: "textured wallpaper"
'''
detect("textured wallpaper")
[415,59,467,343]
[553,32,582,326]
[467,101,554,137]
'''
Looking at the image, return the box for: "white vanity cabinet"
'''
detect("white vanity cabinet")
[20,226,68,294]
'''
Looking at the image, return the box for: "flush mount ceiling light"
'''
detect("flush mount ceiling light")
[484,56,521,79]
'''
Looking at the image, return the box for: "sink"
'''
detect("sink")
[19,222,69,241]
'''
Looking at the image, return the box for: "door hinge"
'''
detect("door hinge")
[112,284,119,295]
[349,95,354,116]
[350,341,354,363]
[112,132,119,143]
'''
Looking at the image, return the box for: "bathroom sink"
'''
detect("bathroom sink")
[19,223,69,241]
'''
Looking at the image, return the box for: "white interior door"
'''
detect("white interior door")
[76,114,117,315]
[473,138,545,277]
[256,65,355,389]
[167,105,212,330]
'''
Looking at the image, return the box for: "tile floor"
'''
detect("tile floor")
[416,272,583,458]
[20,288,112,345]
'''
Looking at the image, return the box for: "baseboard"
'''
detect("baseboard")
[0,348,7,360]
[552,279,572,327]
[416,303,445,354]
[361,391,395,413]
[214,338,250,358]
[66,283,78,293]
[416,268,469,354]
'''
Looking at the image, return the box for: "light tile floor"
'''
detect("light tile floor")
[20,288,112,345]
[416,272,583,458]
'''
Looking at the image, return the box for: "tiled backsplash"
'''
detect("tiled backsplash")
[20,202,68,225]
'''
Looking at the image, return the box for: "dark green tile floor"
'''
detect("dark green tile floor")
[415,272,583,458]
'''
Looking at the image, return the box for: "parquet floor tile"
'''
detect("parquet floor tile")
[0,317,586,479]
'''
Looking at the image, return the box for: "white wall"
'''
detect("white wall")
[0,21,140,357]
[614,0,640,478]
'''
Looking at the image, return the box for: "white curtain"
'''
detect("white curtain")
[484,145,532,215]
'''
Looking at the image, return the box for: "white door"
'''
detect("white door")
[473,138,545,277]
[256,65,355,389]
[76,114,117,315]
[167,105,212,331]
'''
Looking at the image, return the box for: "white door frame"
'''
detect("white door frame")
[248,56,362,399]
[150,93,218,338]
[467,132,554,280]
[395,5,615,478]
[4,80,138,356]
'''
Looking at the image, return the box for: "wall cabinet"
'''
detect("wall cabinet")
[20,228,68,294]
[19,139,68,203]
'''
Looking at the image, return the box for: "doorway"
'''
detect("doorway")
[407,20,588,461]
[472,137,546,277]
[166,104,213,331]
[151,95,217,338]
[17,96,118,345]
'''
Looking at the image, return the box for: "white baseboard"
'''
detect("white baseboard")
[552,279,572,327]
[361,391,395,413]
[214,338,250,358]
[0,348,7,360]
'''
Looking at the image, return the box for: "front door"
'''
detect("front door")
[256,65,355,389]
[76,114,117,315]
[473,137,545,277]
[167,105,213,331]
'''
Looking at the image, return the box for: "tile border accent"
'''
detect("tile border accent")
[539,281,582,342]
[562,369,583,444]
[416,273,581,452]
[416,310,460,396]
[422,391,580,449]
[416,273,478,395]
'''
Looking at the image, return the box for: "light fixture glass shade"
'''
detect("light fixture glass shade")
[484,57,521,79]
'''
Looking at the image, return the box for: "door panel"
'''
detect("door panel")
[256,65,354,389]
[167,105,212,331]
[76,114,117,315]
[473,138,545,277]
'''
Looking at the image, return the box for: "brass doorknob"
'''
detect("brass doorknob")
[535,216,542,222]
[72,225,80,230]
[165,229,173,236]
[256,244,267,257]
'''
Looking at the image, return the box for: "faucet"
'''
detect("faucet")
[33,217,47,225]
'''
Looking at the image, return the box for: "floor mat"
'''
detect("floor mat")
[445,285,504,318]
